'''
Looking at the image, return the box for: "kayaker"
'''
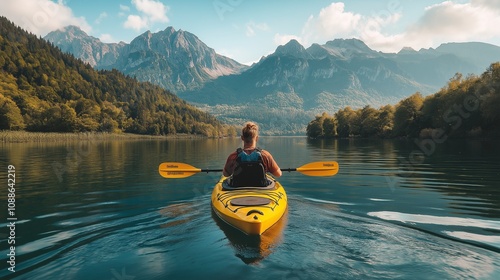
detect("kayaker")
[223,122,282,186]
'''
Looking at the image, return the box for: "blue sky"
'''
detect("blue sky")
[3,0,500,65]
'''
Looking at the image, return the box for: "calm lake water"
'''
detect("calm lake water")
[1,137,499,279]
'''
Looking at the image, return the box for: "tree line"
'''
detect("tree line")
[0,16,236,137]
[307,63,500,139]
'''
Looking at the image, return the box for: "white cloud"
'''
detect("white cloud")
[123,0,169,31]
[472,0,500,11]
[279,1,500,52]
[315,2,361,38]
[273,33,303,46]
[412,2,498,38]
[245,21,269,37]
[95,12,107,24]
[298,2,361,46]
[0,0,91,36]
[124,14,149,31]
[368,1,500,52]
[120,4,131,12]
[99,33,114,43]
[273,2,363,48]
[132,0,169,23]
[119,5,130,17]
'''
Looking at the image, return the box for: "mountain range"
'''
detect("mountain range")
[45,26,500,135]
[45,26,247,92]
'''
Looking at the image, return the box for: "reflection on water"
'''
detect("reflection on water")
[159,202,198,229]
[0,137,499,279]
[211,209,288,264]
[280,198,500,280]
[443,231,500,249]
[368,211,500,251]
[368,211,500,230]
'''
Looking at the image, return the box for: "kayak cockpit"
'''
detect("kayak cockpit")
[221,177,276,191]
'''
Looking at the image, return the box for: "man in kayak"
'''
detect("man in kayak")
[223,122,282,186]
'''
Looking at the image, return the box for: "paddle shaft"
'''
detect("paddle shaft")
[172,168,299,173]
[159,161,338,178]
[180,168,321,172]
[282,168,296,172]
[200,168,223,173]
[185,168,296,172]
[202,167,334,173]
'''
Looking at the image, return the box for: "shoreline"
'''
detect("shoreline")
[0,131,208,143]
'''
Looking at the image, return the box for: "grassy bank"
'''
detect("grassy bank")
[0,131,204,143]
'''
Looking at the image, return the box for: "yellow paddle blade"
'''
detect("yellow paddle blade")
[159,161,339,179]
[295,161,339,176]
[158,162,201,178]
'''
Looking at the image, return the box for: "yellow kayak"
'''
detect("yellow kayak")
[159,161,338,235]
[211,175,287,235]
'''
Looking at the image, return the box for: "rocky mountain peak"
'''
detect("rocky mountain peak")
[164,26,176,35]
[45,25,90,44]
[60,25,88,38]
[44,25,124,68]
[45,25,248,92]
[274,39,311,59]
[323,38,376,58]
[132,30,153,43]
[325,38,369,49]
[172,29,193,49]
[398,46,417,55]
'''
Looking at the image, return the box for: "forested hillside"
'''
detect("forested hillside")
[0,17,234,136]
[307,63,500,139]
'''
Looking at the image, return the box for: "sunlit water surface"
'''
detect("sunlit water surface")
[1,137,499,279]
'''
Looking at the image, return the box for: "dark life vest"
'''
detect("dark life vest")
[230,147,268,187]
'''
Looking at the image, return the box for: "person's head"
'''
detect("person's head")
[241,121,259,144]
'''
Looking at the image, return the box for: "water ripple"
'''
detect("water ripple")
[367,211,500,231]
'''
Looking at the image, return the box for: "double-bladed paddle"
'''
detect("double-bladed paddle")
[158,161,339,179]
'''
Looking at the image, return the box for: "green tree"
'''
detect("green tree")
[377,105,395,137]
[306,113,326,138]
[359,105,378,137]
[40,104,78,132]
[335,107,359,138]
[323,116,336,138]
[479,63,500,134]
[0,94,25,130]
[306,112,336,138]
[393,93,424,137]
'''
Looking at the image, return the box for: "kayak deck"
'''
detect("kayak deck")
[211,175,287,235]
